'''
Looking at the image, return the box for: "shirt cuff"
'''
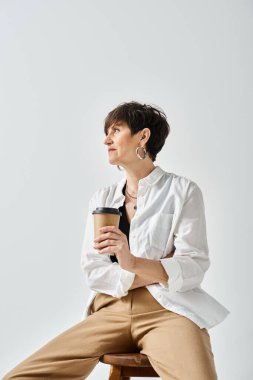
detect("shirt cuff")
[115,268,136,298]
[159,258,183,292]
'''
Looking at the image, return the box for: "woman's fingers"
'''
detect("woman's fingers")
[93,239,117,249]
[94,231,120,243]
[99,226,123,236]
[94,227,124,244]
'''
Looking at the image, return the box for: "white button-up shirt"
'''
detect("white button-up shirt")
[80,165,230,329]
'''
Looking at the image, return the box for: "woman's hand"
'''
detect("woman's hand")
[93,226,135,271]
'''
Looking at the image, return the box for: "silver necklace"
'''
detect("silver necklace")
[125,185,137,210]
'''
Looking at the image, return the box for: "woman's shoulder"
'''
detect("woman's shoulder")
[163,170,202,195]
[88,169,203,207]
[165,170,197,186]
[88,180,120,207]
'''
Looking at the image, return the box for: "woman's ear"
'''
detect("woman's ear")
[141,128,151,141]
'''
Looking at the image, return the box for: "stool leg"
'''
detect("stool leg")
[109,365,122,380]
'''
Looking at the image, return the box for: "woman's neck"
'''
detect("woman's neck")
[124,162,156,195]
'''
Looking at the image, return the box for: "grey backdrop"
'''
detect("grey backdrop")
[1,1,252,379]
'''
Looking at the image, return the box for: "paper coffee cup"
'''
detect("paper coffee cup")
[92,207,122,240]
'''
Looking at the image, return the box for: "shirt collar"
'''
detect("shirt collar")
[114,165,166,203]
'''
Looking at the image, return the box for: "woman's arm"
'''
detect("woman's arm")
[128,183,210,292]
[129,273,157,290]
[81,196,136,298]
[129,248,175,290]
[129,258,169,287]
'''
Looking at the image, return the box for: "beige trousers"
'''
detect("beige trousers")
[3,287,218,380]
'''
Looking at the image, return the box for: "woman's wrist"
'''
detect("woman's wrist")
[129,273,157,290]
[128,256,169,285]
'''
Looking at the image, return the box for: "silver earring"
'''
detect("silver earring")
[136,146,147,160]
[117,165,124,171]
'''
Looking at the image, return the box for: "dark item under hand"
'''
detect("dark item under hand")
[110,201,129,263]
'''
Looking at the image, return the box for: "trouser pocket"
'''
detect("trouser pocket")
[91,293,118,313]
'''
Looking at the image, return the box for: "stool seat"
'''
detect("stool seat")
[99,353,160,379]
[100,353,152,367]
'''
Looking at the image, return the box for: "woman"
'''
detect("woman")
[3,101,230,380]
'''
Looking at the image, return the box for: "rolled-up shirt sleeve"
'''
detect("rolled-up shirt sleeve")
[159,181,210,292]
[80,194,135,298]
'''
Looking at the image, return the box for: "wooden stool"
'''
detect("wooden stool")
[99,352,160,379]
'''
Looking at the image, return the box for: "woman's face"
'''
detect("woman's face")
[103,121,143,166]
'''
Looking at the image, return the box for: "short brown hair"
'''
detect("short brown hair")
[104,101,170,162]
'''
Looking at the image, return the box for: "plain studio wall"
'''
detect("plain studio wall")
[0,1,252,379]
